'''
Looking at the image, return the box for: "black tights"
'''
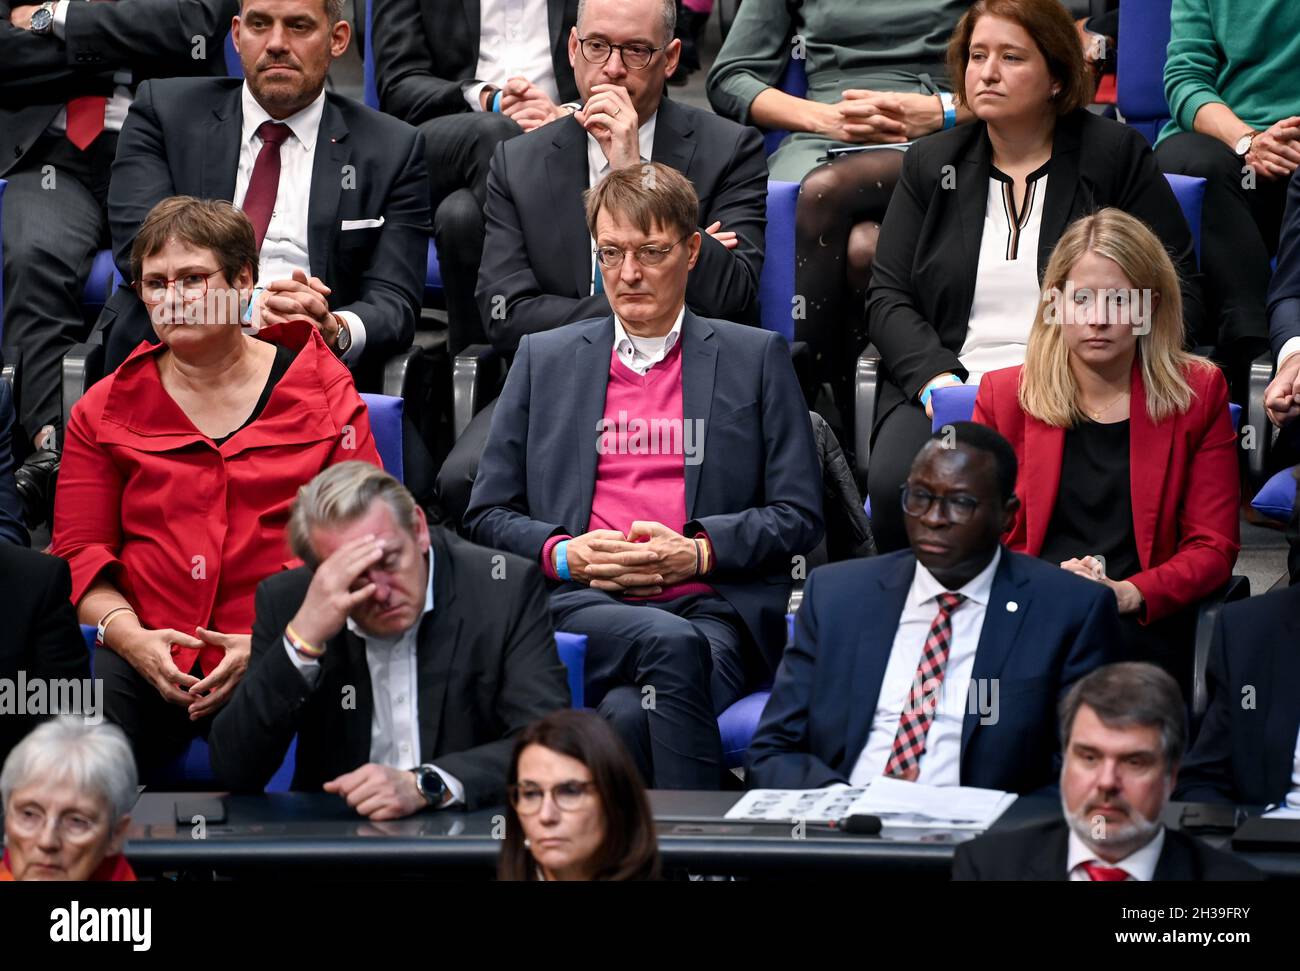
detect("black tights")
[795,150,905,419]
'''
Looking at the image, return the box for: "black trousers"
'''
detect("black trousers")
[437,396,496,530]
[419,112,523,354]
[1,133,117,446]
[95,644,213,783]
[551,588,762,789]
[866,398,933,553]
[1155,131,1286,392]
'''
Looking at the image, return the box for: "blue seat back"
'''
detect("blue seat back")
[762,56,808,156]
[1163,173,1205,266]
[1117,0,1173,144]
[425,238,444,303]
[930,384,979,430]
[760,181,799,341]
[553,631,587,708]
[224,30,244,78]
[82,248,121,316]
[359,392,404,481]
[363,0,379,109]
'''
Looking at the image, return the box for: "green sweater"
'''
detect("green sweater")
[1158,0,1300,144]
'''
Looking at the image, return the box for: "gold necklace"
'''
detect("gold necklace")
[1083,390,1129,421]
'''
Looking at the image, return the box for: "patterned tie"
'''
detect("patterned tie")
[65,0,113,151]
[241,121,293,252]
[1081,861,1130,881]
[883,591,966,781]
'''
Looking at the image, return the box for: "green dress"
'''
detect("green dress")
[705,0,970,182]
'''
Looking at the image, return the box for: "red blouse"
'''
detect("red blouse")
[51,321,382,676]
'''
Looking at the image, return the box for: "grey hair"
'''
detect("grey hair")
[288,461,419,570]
[1,717,138,825]
[577,0,676,44]
[1058,662,1187,773]
[324,0,343,23]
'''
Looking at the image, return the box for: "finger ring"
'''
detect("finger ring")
[612,105,621,116]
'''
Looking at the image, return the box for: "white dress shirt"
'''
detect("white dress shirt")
[234,84,366,365]
[587,114,657,295]
[1278,338,1300,372]
[960,168,1049,385]
[613,307,684,376]
[463,0,559,110]
[849,548,1002,787]
[1067,827,1166,881]
[283,554,464,806]
[1288,723,1300,805]
[46,1,132,136]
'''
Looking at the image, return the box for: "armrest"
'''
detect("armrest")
[1,362,16,390]
[453,343,502,440]
[854,344,882,488]
[1245,351,1274,493]
[1190,575,1250,730]
[381,345,428,400]
[61,342,104,434]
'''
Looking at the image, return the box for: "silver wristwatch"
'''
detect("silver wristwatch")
[30,1,58,35]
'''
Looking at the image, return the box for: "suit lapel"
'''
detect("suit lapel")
[681,312,716,518]
[651,98,695,177]
[463,0,482,62]
[1036,114,1084,278]
[1127,361,1169,570]
[1022,416,1065,554]
[961,550,1029,762]
[1024,822,1071,880]
[845,555,916,769]
[546,0,567,65]
[574,320,615,529]
[308,98,351,284]
[205,88,242,203]
[546,118,597,296]
[1152,830,1197,880]
[337,628,375,768]
[956,129,992,314]
[416,539,463,762]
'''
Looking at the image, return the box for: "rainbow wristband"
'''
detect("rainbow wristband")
[285,623,324,659]
[554,540,572,581]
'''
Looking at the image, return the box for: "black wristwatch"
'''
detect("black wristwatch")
[413,764,446,808]
[30,2,57,35]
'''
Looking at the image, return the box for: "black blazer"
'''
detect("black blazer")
[1175,584,1300,806]
[372,0,579,124]
[1267,167,1300,360]
[208,528,570,810]
[866,109,1204,435]
[99,77,431,376]
[464,311,823,670]
[476,98,769,355]
[0,0,236,175]
[952,818,1264,880]
[747,549,1121,794]
[0,379,27,547]
[0,545,91,768]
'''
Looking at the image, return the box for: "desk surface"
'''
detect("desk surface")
[119,790,1300,878]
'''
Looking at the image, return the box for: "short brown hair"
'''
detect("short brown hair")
[130,196,258,288]
[498,709,660,881]
[1059,662,1187,774]
[946,0,1092,115]
[584,162,698,241]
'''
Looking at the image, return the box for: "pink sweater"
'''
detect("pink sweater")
[542,345,713,600]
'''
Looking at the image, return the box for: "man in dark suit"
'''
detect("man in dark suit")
[954,663,1262,880]
[210,462,569,814]
[438,0,768,521]
[0,0,236,510]
[748,422,1121,795]
[465,164,821,789]
[0,379,29,544]
[1174,585,1300,806]
[372,0,579,353]
[100,0,428,383]
[0,544,91,769]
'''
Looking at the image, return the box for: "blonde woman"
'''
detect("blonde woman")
[973,208,1239,694]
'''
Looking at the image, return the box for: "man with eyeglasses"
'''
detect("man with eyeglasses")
[436,0,768,524]
[467,163,821,790]
[748,421,1121,795]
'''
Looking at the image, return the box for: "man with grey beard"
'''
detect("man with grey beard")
[953,663,1261,881]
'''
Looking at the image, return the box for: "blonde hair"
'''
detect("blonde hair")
[288,461,419,569]
[1019,208,1213,427]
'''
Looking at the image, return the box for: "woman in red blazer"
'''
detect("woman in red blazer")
[49,198,381,775]
[973,208,1239,693]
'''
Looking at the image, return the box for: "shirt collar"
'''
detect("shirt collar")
[241,82,325,153]
[613,305,684,359]
[1067,825,1166,881]
[587,110,658,180]
[909,546,1001,611]
[346,549,436,641]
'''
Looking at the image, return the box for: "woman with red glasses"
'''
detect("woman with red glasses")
[50,196,381,781]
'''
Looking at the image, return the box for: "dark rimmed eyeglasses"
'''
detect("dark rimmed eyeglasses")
[900,485,982,524]
[595,233,691,269]
[135,268,225,305]
[508,780,596,815]
[578,36,665,70]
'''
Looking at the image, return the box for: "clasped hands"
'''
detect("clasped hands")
[561,521,707,597]
[1059,556,1143,615]
[816,89,944,144]
[252,268,345,352]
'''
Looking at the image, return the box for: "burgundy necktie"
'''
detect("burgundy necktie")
[883,591,965,781]
[1081,861,1130,881]
[241,121,293,252]
[66,0,111,150]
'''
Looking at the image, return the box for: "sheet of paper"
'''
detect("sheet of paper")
[1262,805,1300,820]
[725,780,1017,829]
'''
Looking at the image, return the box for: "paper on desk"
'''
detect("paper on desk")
[1262,806,1300,820]
[725,778,1017,829]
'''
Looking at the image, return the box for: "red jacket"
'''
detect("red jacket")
[972,360,1240,623]
[51,321,382,676]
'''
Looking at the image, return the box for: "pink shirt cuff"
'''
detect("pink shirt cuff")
[540,534,573,581]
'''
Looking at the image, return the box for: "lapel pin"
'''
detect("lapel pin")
[1006,601,1018,613]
